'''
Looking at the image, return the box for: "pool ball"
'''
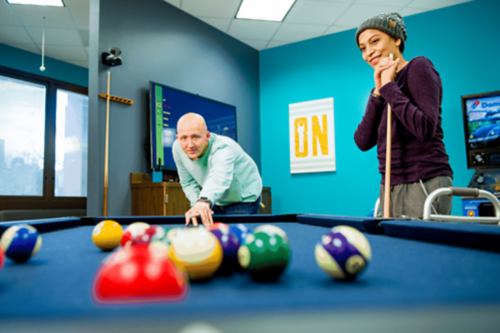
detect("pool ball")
[209,228,240,273]
[169,226,223,280]
[128,226,166,246]
[253,224,289,243]
[315,225,372,280]
[0,244,4,272]
[229,224,251,244]
[121,222,150,247]
[163,227,184,245]
[1,225,42,263]
[92,220,123,251]
[92,242,188,304]
[206,222,229,232]
[238,230,290,281]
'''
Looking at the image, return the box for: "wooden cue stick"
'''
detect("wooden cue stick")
[383,53,394,218]
[103,71,111,217]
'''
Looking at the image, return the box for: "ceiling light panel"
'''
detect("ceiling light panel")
[7,0,64,7]
[237,0,296,22]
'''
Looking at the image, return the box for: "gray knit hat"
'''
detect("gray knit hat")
[355,13,407,52]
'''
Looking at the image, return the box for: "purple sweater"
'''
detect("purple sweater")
[354,56,453,185]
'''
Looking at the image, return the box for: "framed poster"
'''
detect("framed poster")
[289,98,336,174]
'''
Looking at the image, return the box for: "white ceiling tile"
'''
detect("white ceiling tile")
[241,39,268,50]
[399,7,427,16]
[62,59,88,68]
[26,26,83,46]
[70,7,89,30]
[267,40,290,49]
[335,4,402,27]
[163,0,181,7]
[199,17,231,32]
[3,42,41,54]
[181,0,240,19]
[273,23,328,42]
[11,4,75,28]
[356,0,412,6]
[227,20,280,40]
[0,26,33,44]
[63,0,90,8]
[285,1,351,25]
[0,2,19,25]
[323,25,354,35]
[40,44,87,60]
[407,0,472,10]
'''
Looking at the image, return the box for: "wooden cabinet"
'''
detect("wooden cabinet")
[130,173,272,216]
[131,181,191,216]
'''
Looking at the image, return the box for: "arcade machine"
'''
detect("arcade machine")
[461,90,500,217]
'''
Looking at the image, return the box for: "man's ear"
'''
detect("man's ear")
[206,131,210,139]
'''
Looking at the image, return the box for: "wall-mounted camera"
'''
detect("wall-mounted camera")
[102,47,122,66]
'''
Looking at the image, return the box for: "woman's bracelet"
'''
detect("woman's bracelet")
[371,93,384,101]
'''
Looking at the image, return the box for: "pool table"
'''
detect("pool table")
[0,214,499,332]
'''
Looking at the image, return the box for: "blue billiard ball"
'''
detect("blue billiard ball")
[1,225,42,263]
[229,224,251,245]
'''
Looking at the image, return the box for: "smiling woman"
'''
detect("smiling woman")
[353,13,453,219]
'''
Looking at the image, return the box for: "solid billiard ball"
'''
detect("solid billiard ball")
[92,243,188,304]
[168,226,223,280]
[92,220,123,251]
[238,229,290,281]
[209,228,240,273]
[0,244,4,271]
[315,225,372,280]
[229,224,251,244]
[1,225,42,263]
[206,222,229,232]
[121,222,150,247]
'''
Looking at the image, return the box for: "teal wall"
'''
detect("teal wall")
[260,0,500,216]
[0,43,88,87]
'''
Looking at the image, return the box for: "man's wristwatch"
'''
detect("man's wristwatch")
[197,197,212,207]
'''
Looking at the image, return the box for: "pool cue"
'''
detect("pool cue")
[103,71,111,216]
[383,53,394,218]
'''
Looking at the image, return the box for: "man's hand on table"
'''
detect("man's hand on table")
[185,201,214,226]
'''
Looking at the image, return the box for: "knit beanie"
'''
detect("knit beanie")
[355,13,407,53]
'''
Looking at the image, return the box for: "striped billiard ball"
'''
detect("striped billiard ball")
[1,225,42,263]
[238,228,290,281]
[315,225,372,280]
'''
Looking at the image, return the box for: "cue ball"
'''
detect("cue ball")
[1,225,42,263]
[92,220,123,251]
[315,225,372,280]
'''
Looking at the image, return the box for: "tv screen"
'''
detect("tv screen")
[149,82,237,171]
[462,90,500,169]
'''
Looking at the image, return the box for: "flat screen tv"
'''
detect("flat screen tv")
[462,90,500,169]
[149,82,237,171]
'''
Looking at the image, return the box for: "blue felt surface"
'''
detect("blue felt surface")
[297,214,385,234]
[381,220,500,252]
[1,222,500,320]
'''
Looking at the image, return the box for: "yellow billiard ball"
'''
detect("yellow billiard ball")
[92,220,123,251]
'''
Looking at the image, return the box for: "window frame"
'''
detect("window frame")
[0,65,88,210]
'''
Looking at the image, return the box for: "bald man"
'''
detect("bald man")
[172,113,263,226]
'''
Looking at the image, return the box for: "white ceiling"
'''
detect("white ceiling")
[0,0,472,69]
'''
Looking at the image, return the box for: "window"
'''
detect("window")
[0,66,88,210]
